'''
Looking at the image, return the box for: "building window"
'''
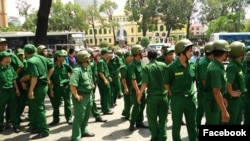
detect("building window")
[89,29,92,35]
[109,38,112,43]
[85,30,88,35]
[196,27,199,30]
[99,39,102,42]
[94,29,97,34]
[90,39,93,44]
[131,28,134,33]
[138,37,141,42]
[131,37,134,42]
[109,30,111,34]
[104,29,107,34]
[99,29,102,34]
[196,32,199,35]
[160,25,164,31]
[191,27,194,31]
[154,25,158,31]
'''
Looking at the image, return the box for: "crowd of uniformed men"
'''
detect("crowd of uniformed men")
[0,36,250,141]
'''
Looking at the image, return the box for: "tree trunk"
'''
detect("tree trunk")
[112,26,116,45]
[186,16,191,39]
[166,24,171,37]
[92,17,97,46]
[34,0,52,46]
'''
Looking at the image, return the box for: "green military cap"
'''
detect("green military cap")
[16,49,24,56]
[245,51,250,61]
[101,47,112,55]
[212,40,230,52]
[163,47,175,55]
[55,50,68,57]
[24,44,37,54]
[124,51,132,58]
[229,41,245,58]
[0,51,11,61]
[0,38,7,43]
[131,44,144,55]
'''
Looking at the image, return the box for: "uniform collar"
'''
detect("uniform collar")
[231,59,243,68]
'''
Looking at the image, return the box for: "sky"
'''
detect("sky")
[6,0,126,17]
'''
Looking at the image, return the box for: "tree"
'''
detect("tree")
[99,40,110,48]
[86,5,101,46]
[99,0,119,45]
[124,0,156,37]
[35,0,52,46]
[140,37,150,48]
[49,0,88,31]
[16,0,35,30]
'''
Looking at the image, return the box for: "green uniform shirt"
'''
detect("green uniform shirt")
[204,59,226,100]
[89,59,97,83]
[245,66,250,98]
[51,63,72,86]
[127,59,144,86]
[10,53,23,72]
[108,55,122,77]
[156,55,165,63]
[26,54,53,84]
[120,62,132,89]
[165,57,195,96]
[69,63,93,93]
[0,64,17,89]
[196,56,211,90]
[142,60,167,95]
[226,59,246,94]
[97,57,110,81]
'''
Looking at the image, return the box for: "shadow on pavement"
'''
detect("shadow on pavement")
[101,118,127,128]
[102,128,133,140]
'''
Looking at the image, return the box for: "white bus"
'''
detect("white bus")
[210,32,250,46]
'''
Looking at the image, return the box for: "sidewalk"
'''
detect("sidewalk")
[0,90,194,141]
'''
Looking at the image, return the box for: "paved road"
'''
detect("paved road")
[0,89,199,141]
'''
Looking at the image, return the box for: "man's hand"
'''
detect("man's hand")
[28,91,35,100]
[75,94,83,102]
[221,110,230,123]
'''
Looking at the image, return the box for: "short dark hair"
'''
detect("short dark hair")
[68,48,75,54]
[147,49,157,60]
[212,50,226,57]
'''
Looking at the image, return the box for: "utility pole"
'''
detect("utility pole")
[237,0,242,32]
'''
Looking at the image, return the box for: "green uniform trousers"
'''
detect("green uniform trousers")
[17,81,27,118]
[110,76,122,105]
[29,84,49,136]
[147,95,168,141]
[130,89,146,125]
[98,83,111,113]
[196,89,204,126]
[0,89,19,129]
[224,96,243,125]
[122,91,132,119]
[51,85,72,122]
[202,98,220,124]
[244,96,250,125]
[71,94,92,141]
[171,95,197,141]
[91,88,101,119]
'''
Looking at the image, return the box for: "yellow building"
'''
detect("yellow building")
[85,9,186,47]
[0,0,8,27]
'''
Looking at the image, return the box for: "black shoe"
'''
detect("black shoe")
[95,117,107,122]
[31,133,49,139]
[81,132,95,137]
[30,128,39,134]
[103,111,113,115]
[13,127,20,133]
[136,122,148,128]
[129,125,135,132]
[181,120,186,125]
[67,119,73,125]
[49,120,59,126]
[5,122,11,129]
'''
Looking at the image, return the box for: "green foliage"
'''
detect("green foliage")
[140,37,150,48]
[99,40,110,48]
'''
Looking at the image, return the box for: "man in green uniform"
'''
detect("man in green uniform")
[164,39,197,141]
[70,50,95,141]
[195,42,214,126]
[49,50,73,126]
[0,51,20,133]
[23,44,54,139]
[244,51,250,125]
[203,40,230,125]
[225,41,246,124]
[128,44,148,131]
[87,48,107,122]
[121,51,133,120]
[0,38,23,129]
[97,48,113,115]
[108,50,123,107]
[139,49,169,141]
[156,43,171,62]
